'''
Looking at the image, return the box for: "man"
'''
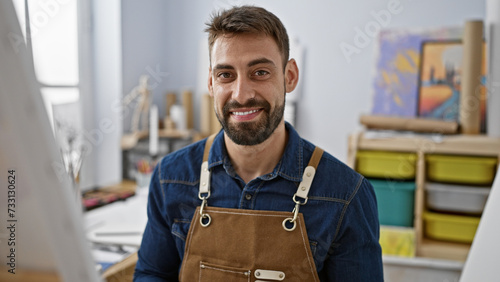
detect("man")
[134,6,383,281]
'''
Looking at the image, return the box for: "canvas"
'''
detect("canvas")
[371,27,463,117]
[417,41,487,132]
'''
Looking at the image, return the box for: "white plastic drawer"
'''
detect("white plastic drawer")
[426,182,490,214]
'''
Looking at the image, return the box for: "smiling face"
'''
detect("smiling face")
[208,33,298,146]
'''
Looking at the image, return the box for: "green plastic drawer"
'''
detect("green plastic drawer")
[356,151,417,179]
[426,154,497,185]
[369,179,415,227]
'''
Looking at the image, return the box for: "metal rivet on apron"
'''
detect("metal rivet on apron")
[202,182,206,186]
[279,273,284,278]
[306,172,311,177]
[255,271,260,276]
[301,186,306,191]
[245,194,252,200]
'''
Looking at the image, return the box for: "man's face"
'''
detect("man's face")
[208,33,291,146]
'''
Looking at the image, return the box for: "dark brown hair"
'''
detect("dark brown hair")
[205,6,290,69]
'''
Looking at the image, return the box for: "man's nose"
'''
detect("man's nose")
[231,76,255,104]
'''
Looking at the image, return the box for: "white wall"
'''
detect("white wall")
[79,0,122,190]
[121,0,170,131]
[121,0,485,162]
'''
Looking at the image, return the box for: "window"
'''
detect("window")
[12,0,80,127]
[13,0,123,190]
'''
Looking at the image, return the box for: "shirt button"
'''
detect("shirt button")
[245,194,252,200]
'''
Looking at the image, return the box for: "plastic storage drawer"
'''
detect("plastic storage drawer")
[426,154,497,185]
[357,151,417,179]
[379,226,415,257]
[423,211,480,243]
[369,179,415,227]
[426,182,490,214]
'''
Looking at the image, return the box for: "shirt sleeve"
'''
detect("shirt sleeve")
[320,177,384,281]
[134,164,181,281]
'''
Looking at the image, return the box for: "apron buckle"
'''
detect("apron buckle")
[282,202,301,231]
[199,197,212,227]
[283,192,309,231]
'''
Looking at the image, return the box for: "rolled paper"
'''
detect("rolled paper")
[149,104,158,156]
[182,90,194,129]
[359,115,459,134]
[460,20,483,134]
[200,94,212,134]
[209,95,221,134]
[165,92,177,117]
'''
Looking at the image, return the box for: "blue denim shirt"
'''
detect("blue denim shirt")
[134,123,383,281]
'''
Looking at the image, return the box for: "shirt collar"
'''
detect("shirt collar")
[207,122,304,182]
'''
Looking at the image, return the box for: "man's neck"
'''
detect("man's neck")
[224,122,288,184]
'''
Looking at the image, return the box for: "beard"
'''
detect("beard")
[215,95,285,146]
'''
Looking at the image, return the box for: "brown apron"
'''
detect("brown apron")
[179,135,324,282]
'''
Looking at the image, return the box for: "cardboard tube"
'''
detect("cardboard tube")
[200,94,212,134]
[359,115,459,134]
[149,105,158,156]
[209,95,221,134]
[182,90,194,129]
[460,20,483,135]
[165,92,177,117]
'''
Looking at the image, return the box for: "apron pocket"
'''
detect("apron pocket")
[199,261,251,282]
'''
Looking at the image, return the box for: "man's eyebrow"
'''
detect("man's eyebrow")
[248,58,276,68]
[212,58,276,73]
[212,64,234,71]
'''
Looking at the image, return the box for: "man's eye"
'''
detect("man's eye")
[255,70,269,76]
[218,72,232,79]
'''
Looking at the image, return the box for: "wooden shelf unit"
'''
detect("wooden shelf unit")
[347,132,500,261]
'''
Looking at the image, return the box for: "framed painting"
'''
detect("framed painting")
[417,40,486,132]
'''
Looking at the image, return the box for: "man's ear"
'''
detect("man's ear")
[284,59,299,93]
[207,67,214,97]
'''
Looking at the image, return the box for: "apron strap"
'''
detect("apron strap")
[308,147,324,170]
[202,134,216,162]
[199,134,217,199]
[198,133,324,205]
[295,147,324,200]
[284,146,324,231]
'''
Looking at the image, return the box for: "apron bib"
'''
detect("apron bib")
[179,135,324,282]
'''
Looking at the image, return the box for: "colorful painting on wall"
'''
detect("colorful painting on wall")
[371,27,463,117]
[417,41,487,132]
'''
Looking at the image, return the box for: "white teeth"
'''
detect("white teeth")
[232,109,259,116]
